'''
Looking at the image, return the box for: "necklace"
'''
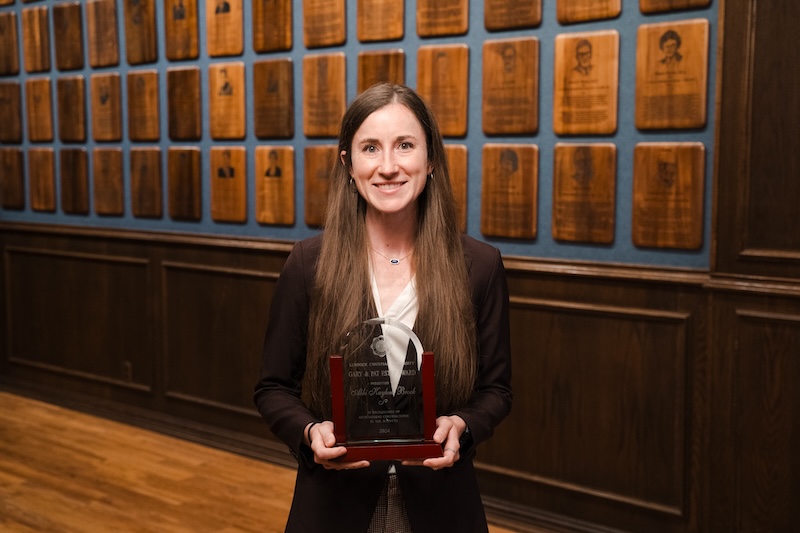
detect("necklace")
[371,246,413,265]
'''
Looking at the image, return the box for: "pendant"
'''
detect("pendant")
[390,259,400,265]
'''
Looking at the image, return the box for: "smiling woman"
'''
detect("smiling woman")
[254,83,513,532]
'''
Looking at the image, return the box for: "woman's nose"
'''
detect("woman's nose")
[378,152,398,175]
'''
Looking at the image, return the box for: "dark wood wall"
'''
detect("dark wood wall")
[2,1,799,531]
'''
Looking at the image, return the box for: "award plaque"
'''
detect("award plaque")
[206,0,243,57]
[303,0,345,49]
[53,2,84,71]
[93,147,124,216]
[556,0,621,25]
[357,0,403,43]
[640,0,710,14]
[130,147,163,219]
[481,144,538,239]
[0,148,24,210]
[358,50,405,94]
[484,0,541,32]
[168,147,202,221]
[0,82,22,143]
[304,145,337,227]
[209,62,245,140]
[303,53,346,138]
[28,148,56,212]
[417,0,468,38]
[444,144,468,232]
[167,67,201,141]
[86,0,120,68]
[91,73,122,142]
[255,146,295,226]
[57,76,86,143]
[254,59,294,139]
[0,12,20,76]
[329,318,441,462]
[210,146,247,223]
[128,70,160,141]
[26,77,53,142]
[60,148,89,215]
[164,0,199,60]
[553,30,619,135]
[635,19,709,130]
[417,45,469,137]
[633,142,705,250]
[482,38,539,135]
[123,0,157,65]
[22,6,51,73]
[253,0,292,53]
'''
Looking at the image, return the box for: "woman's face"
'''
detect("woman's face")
[344,103,432,219]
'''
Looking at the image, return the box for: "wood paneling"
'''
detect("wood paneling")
[715,1,800,280]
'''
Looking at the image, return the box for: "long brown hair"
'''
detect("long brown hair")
[302,83,477,417]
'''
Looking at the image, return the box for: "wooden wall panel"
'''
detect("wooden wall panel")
[4,247,153,390]
[162,263,277,413]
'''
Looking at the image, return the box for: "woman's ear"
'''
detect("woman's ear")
[340,150,349,168]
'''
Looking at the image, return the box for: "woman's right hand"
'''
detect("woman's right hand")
[306,421,370,470]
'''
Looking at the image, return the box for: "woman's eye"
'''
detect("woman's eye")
[399,142,413,150]
[362,145,377,153]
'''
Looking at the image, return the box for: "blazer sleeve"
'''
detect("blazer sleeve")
[453,241,513,449]
[253,239,319,467]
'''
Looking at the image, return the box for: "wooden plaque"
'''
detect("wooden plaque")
[60,148,89,215]
[254,59,294,139]
[358,50,405,94]
[91,73,122,142]
[209,62,245,140]
[210,146,246,223]
[484,0,541,31]
[357,0,403,42]
[164,0,199,60]
[167,67,201,140]
[206,0,243,57]
[0,148,24,210]
[53,2,84,71]
[25,77,53,142]
[253,0,292,53]
[87,0,120,67]
[552,143,616,243]
[444,144,468,232]
[640,0,711,13]
[0,82,22,143]
[128,70,160,141]
[303,0,345,49]
[28,148,56,212]
[635,19,709,129]
[633,142,705,249]
[0,12,20,75]
[22,6,50,73]
[255,146,294,226]
[417,0,468,37]
[123,0,157,65]
[93,147,124,216]
[57,76,86,142]
[481,144,538,239]
[303,53,346,138]
[130,147,163,218]
[553,30,619,135]
[417,45,469,137]
[304,145,337,227]
[482,38,539,135]
[168,147,202,221]
[557,0,621,24]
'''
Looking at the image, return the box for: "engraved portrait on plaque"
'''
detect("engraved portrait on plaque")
[482,38,539,135]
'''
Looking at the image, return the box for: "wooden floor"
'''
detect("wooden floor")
[0,392,517,532]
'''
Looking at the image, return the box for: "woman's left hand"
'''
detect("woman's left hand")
[401,415,466,470]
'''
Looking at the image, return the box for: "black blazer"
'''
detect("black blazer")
[254,234,512,533]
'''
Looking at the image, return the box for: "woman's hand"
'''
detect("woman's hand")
[306,421,370,470]
[402,415,466,470]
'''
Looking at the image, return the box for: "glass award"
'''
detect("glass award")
[329,318,442,461]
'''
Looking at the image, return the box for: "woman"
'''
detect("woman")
[254,83,512,532]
